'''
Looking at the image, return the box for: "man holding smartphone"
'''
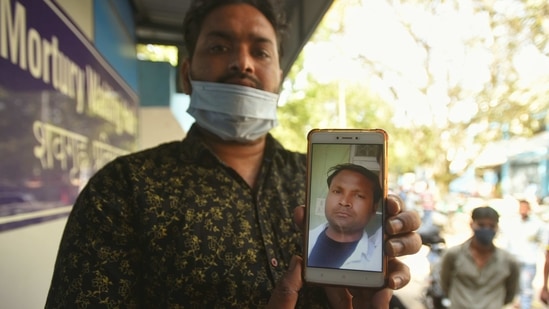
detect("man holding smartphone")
[46,1,422,308]
[308,163,383,271]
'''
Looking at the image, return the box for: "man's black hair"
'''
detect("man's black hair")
[471,206,500,222]
[326,163,382,205]
[182,0,288,59]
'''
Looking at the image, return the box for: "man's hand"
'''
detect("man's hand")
[268,194,422,308]
[541,288,549,305]
[266,255,303,309]
[541,249,549,305]
[301,194,421,308]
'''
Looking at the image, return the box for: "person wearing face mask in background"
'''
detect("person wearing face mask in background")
[45,0,423,308]
[541,239,549,305]
[439,206,520,309]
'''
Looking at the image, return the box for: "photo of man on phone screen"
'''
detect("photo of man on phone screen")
[307,163,383,271]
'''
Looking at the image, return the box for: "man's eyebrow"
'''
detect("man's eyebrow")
[252,35,276,46]
[204,30,276,46]
[203,30,232,41]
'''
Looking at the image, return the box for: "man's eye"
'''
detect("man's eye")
[253,48,272,59]
[257,51,270,58]
[210,45,229,53]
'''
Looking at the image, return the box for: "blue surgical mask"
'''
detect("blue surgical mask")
[187,80,279,142]
[473,227,496,245]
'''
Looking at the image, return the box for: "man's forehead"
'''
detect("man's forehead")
[200,4,277,41]
[332,170,373,186]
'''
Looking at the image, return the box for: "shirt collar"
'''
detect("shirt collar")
[183,123,282,165]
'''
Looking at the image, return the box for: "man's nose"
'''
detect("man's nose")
[228,48,253,73]
[339,194,352,207]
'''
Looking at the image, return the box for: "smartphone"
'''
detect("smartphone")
[303,128,388,287]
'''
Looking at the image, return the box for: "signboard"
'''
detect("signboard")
[0,0,138,231]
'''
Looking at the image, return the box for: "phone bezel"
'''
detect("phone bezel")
[303,129,388,288]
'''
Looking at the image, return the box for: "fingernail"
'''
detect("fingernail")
[389,218,403,231]
[390,240,404,253]
[393,276,403,289]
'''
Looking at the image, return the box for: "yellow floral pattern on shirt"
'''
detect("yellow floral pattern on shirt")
[45,126,328,308]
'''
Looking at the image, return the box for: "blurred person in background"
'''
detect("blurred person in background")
[416,180,437,226]
[541,239,549,305]
[502,199,546,309]
[440,206,520,309]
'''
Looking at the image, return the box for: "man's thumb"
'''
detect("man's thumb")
[266,255,303,309]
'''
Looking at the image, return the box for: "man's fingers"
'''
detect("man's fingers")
[266,255,303,309]
[386,194,404,216]
[324,287,352,309]
[351,288,393,309]
[326,286,393,309]
[385,258,411,290]
[384,196,422,257]
[293,205,306,231]
[540,290,549,304]
[385,230,422,257]
[386,196,421,235]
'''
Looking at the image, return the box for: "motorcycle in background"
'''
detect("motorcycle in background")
[418,221,451,309]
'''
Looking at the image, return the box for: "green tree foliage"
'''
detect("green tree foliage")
[274,0,549,196]
[272,56,396,154]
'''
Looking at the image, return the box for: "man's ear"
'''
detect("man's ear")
[180,60,192,95]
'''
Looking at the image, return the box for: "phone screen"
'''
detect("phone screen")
[304,129,387,287]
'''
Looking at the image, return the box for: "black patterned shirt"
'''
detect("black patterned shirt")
[45,125,328,308]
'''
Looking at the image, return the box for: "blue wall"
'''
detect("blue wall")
[138,61,174,107]
[93,0,138,92]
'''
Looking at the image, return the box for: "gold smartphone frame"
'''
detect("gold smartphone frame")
[303,128,388,287]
